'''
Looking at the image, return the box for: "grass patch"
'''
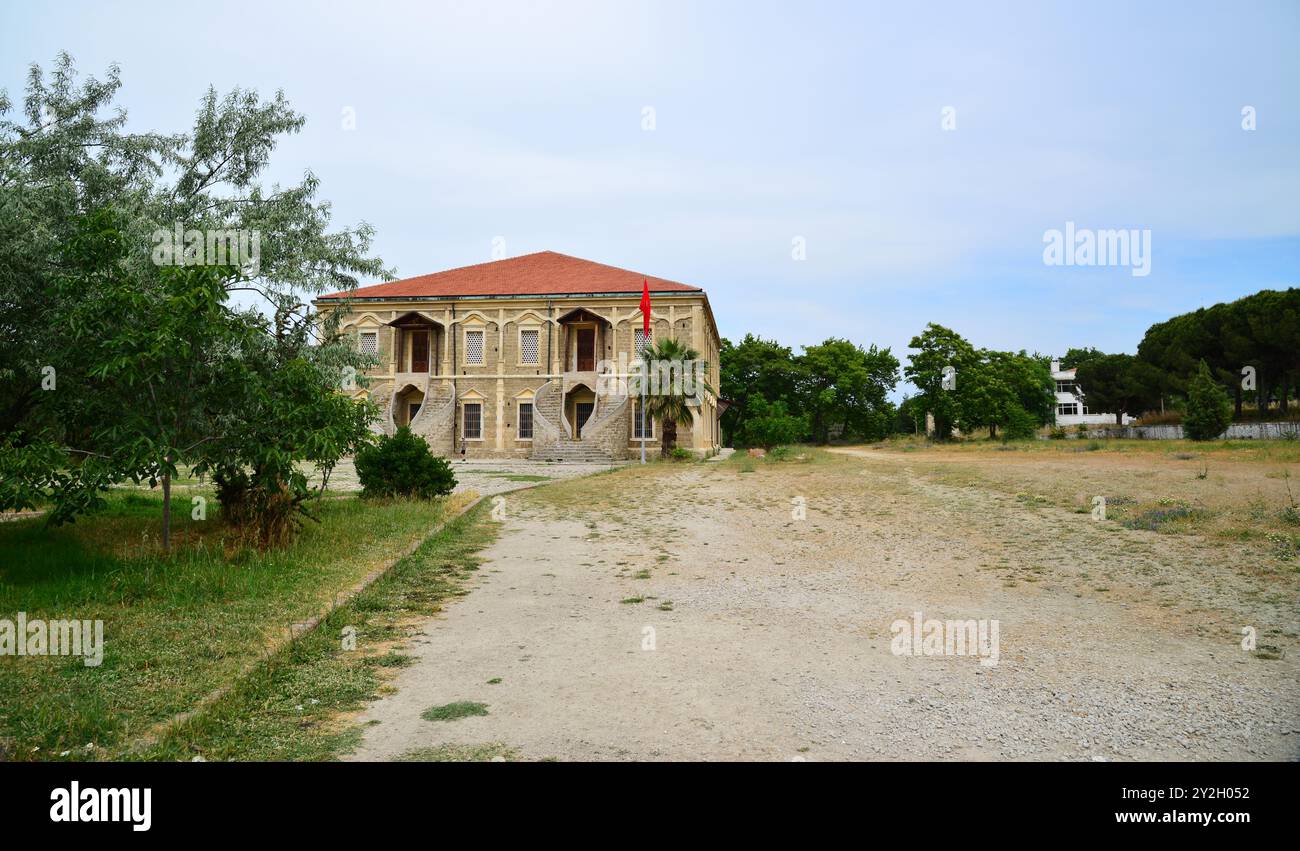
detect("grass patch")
[394,743,515,761]
[421,701,489,722]
[0,488,476,761]
[619,596,644,605]
[126,500,497,761]
[1120,505,1207,532]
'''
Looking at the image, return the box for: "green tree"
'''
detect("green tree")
[640,337,710,458]
[954,358,1020,439]
[1074,354,1160,425]
[896,394,925,434]
[0,54,388,540]
[0,210,244,546]
[1137,290,1300,419]
[718,334,801,445]
[743,395,808,450]
[949,351,1050,440]
[905,324,975,440]
[192,315,377,548]
[1060,347,1105,370]
[1183,360,1232,440]
[797,338,898,443]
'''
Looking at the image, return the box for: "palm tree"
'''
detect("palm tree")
[640,337,712,458]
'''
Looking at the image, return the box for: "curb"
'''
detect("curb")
[125,479,555,757]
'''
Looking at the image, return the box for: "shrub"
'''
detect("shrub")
[1183,361,1232,441]
[1001,406,1040,441]
[670,447,694,461]
[1135,409,1183,426]
[354,428,456,499]
[213,468,303,549]
[1048,426,1067,440]
[745,396,808,450]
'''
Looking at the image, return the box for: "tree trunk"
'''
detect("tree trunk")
[1234,384,1243,418]
[662,418,676,458]
[1116,411,1123,425]
[1282,374,1291,415]
[989,424,997,439]
[161,471,172,553]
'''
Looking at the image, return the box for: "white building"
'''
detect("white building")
[1051,359,1134,426]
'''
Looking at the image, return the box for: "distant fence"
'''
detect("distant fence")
[1064,422,1300,440]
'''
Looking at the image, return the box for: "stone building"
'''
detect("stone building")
[314,251,723,461]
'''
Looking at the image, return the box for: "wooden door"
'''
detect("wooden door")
[411,331,429,373]
[576,328,595,371]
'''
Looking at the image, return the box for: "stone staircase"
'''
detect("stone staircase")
[533,379,563,435]
[532,439,613,464]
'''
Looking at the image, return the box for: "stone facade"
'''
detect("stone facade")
[314,253,723,461]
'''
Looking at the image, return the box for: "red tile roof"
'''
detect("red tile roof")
[318,251,703,300]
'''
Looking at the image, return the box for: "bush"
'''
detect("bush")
[1135,409,1182,425]
[745,396,808,450]
[213,468,304,549]
[1002,406,1040,440]
[669,447,694,461]
[354,428,456,499]
[1048,426,1067,440]
[1183,361,1232,441]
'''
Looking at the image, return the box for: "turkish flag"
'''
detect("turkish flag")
[639,279,651,337]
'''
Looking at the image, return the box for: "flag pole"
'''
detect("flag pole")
[639,278,651,465]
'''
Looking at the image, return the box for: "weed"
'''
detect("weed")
[421,701,489,722]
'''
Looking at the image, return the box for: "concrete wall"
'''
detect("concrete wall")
[1066,422,1300,440]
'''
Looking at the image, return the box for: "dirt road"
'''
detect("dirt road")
[346,448,1299,761]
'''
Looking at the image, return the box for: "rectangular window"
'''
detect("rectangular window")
[359,331,378,354]
[1055,381,1075,394]
[634,328,652,357]
[517,402,534,439]
[465,329,484,365]
[1057,403,1079,416]
[463,403,482,439]
[519,328,539,364]
[632,400,654,439]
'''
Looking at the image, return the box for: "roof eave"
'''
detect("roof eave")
[314,289,702,303]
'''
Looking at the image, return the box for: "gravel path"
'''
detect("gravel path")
[320,457,628,498]
[345,449,1300,761]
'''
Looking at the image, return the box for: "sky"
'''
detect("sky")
[2,0,1298,374]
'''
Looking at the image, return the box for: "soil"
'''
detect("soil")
[345,447,1300,761]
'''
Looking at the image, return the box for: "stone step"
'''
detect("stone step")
[533,441,613,463]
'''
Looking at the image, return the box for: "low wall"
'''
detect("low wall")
[1064,422,1300,440]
